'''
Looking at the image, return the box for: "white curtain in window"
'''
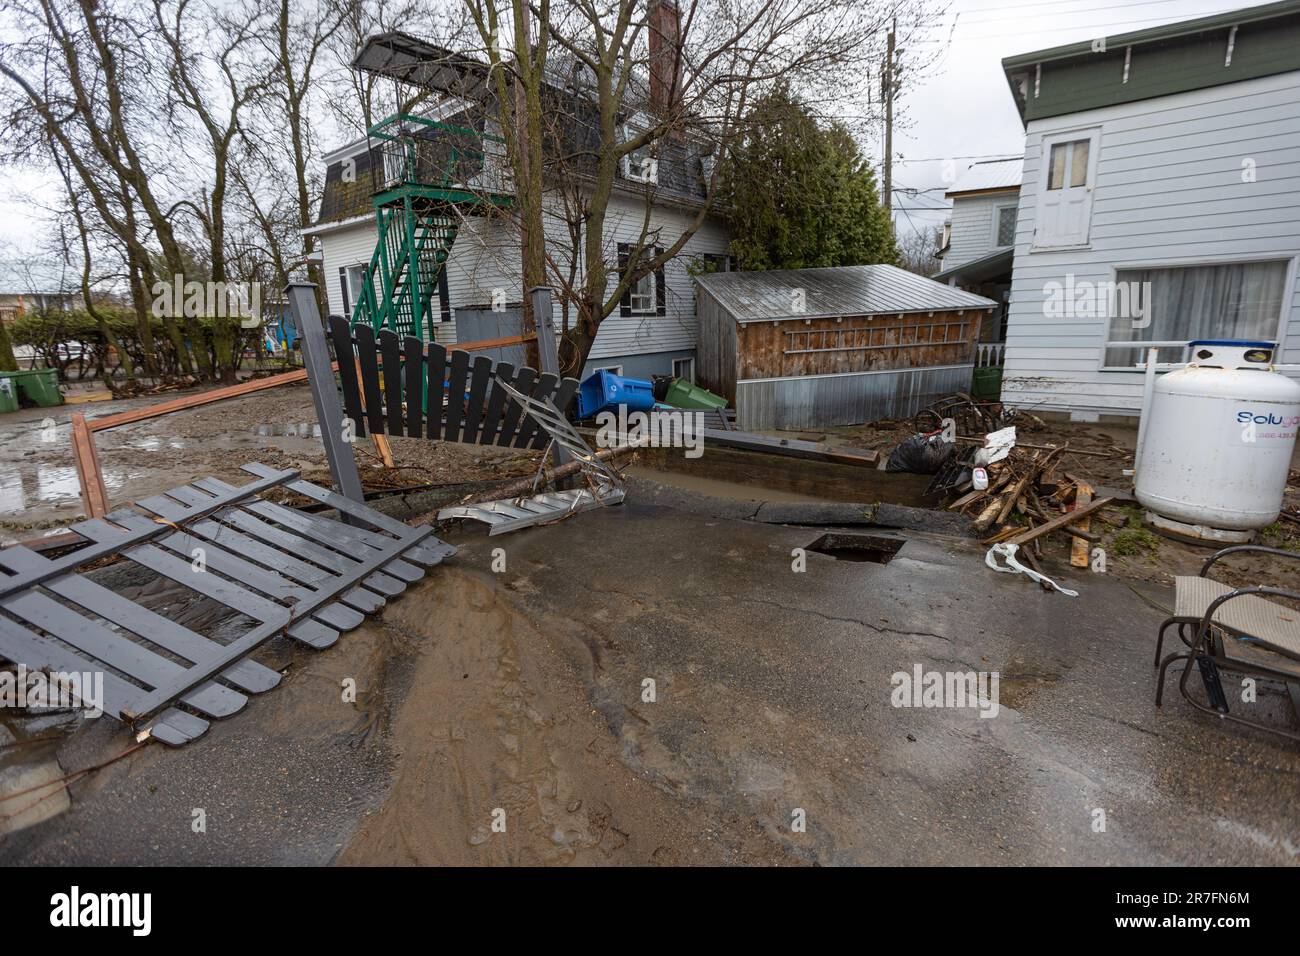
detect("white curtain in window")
[1105,260,1287,365]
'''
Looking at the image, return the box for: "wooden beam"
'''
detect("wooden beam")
[448,332,537,353]
[1070,482,1094,568]
[1006,496,1113,547]
[70,412,110,519]
[700,428,880,467]
[86,365,333,433]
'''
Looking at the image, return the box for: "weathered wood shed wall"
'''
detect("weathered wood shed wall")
[696,265,997,429]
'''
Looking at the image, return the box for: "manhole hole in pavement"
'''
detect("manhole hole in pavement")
[806,532,904,564]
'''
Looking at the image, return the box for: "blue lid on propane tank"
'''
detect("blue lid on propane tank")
[576,369,656,419]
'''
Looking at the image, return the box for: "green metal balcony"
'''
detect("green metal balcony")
[349,113,511,340]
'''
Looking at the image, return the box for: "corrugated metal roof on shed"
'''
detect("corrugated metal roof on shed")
[695,264,997,323]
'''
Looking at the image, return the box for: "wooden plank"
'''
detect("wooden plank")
[443,348,470,442]
[85,367,318,432]
[1071,482,1094,568]
[495,367,536,447]
[699,428,879,468]
[460,355,493,445]
[448,332,536,353]
[477,361,516,446]
[379,329,404,437]
[0,614,145,718]
[0,590,246,718]
[329,315,367,440]
[403,335,423,438]
[355,324,385,436]
[0,547,280,694]
[70,411,110,519]
[426,340,447,441]
[1006,497,1114,547]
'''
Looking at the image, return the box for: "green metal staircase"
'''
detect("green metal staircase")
[349,113,511,341]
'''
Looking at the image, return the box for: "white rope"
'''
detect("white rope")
[985,542,1079,597]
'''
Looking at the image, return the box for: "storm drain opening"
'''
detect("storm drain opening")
[806,532,905,564]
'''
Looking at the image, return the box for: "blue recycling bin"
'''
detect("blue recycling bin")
[576,369,656,419]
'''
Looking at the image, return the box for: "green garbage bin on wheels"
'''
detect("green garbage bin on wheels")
[15,368,63,407]
[970,366,1002,401]
[0,374,19,413]
[663,377,727,411]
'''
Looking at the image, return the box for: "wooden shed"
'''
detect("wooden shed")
[695,265,998,430]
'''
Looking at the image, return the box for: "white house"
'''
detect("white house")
[933,156,1023,345]
[999,0,1300,420]
[305,25,731,384]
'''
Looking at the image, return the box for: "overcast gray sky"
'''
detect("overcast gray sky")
[886,0,1239,237]
[0,0,1248,285]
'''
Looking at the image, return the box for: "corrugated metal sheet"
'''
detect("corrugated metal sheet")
[946,157,1023,196]
[694,264,996,323]
[736,364,974,430]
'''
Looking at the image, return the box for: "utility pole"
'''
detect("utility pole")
[882,16,896,234]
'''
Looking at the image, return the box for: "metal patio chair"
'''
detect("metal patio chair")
[1154,545,1300,741]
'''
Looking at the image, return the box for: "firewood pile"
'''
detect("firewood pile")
[947,444,1114,578]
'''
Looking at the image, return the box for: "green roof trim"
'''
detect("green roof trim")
[1002,0,1300,123]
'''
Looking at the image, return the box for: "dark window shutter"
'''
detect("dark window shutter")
[438,269,451,322]
[339,267,350,315]
[654,247,666,316]
[618,243,631,317]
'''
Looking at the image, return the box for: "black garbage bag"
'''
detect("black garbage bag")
[652,374,674,402]
[886,433,957,474]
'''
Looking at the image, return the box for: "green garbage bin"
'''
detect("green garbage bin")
[663,377,727,411]
[15,368,63,407]
[0,373,19,413]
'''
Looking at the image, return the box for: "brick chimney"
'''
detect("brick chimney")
[647,0,682,117]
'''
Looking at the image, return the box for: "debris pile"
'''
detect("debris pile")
[946,436,1113,585]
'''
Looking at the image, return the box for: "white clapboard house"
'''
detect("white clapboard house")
[998,0,1300,420]
[304,20,731,383]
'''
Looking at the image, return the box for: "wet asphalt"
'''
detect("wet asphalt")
[2,480,1298,865]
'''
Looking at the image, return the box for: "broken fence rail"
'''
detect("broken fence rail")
[0,463,453,745]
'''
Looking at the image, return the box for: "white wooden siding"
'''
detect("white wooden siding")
[945,191,1019,268]
[1003,70,1300,418]
[316,191,730,362]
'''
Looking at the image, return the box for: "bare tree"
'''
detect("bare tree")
[897,225,942,277]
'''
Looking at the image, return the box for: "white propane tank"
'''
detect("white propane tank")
[1135,340,1300,544]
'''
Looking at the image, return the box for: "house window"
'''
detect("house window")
[596,365,623,376]
[994,206,1017,248]
[1102,260,1289,368]
[629,271,656,314]
[344,264,370,312]
[1034,129,1098,249]
[673,357,695,383]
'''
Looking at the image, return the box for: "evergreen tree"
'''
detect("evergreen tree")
[722,86,896,271]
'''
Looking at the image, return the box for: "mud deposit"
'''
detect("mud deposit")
[341,569,792,865]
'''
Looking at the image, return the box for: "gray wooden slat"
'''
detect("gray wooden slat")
[0,469,298,601]
[246,466,434,542]
[134,496,386,616]
[512,372,559,448]
[532,377,581,449]
[147,709,210,746]
[355,324,385,435]
[378,329,404,437]
[478,361,515,445]
[404,335,423,438]
[426,340,447,440]
[0,548,279,695]
[0,591,246,718]
[0,614,144,718]
[460,354,493,445]
[329,314,367,440]
[443,348,470,441]
[495,366,536,446]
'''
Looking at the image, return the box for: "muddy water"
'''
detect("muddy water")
[625,466,826,504]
